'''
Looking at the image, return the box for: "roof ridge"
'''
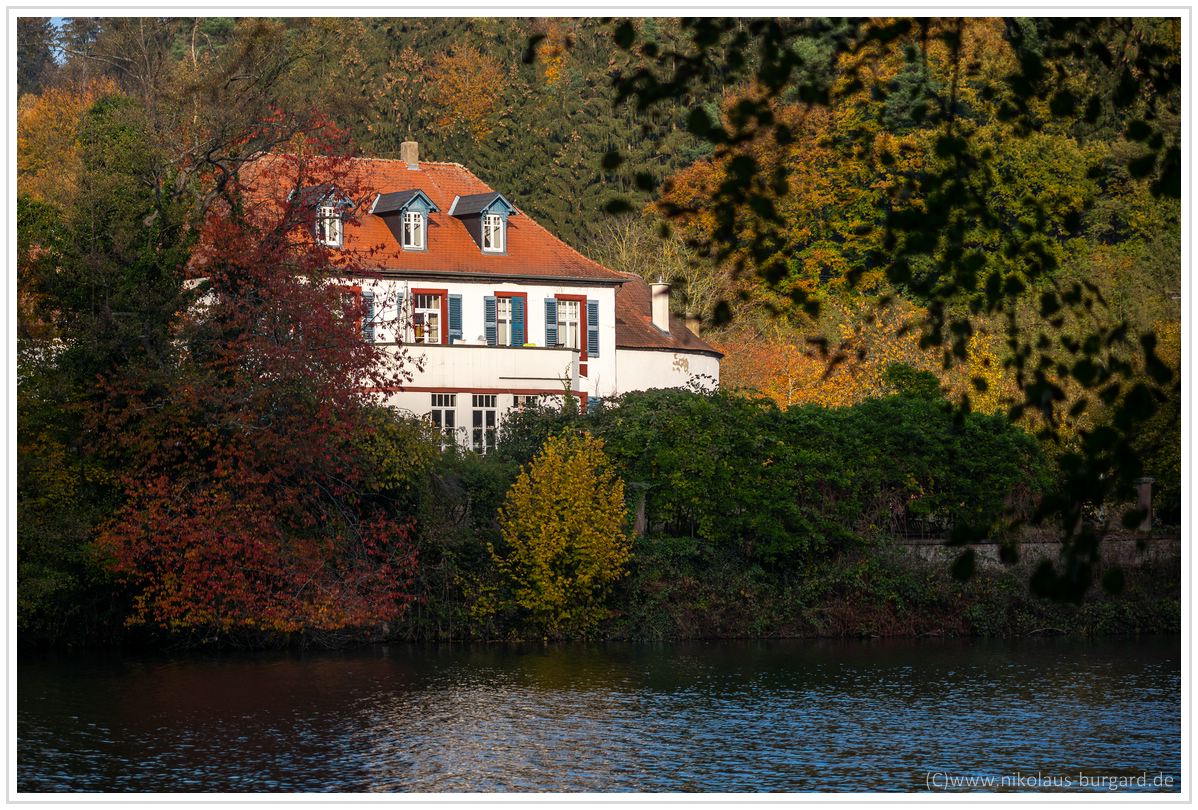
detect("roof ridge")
[349,156,472,171]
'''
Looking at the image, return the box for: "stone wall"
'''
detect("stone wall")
[896,530,1180,569]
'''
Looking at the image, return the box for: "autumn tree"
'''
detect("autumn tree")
[609,17,1181,600]
[429,43,505,141]
[18,20,427,641]
[92,147,421,635]
[17,77,120,207]
[484,432,631,639]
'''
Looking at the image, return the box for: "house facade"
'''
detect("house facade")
[308,142,721,452]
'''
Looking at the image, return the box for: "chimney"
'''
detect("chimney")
[684,313,701,337]
[400,140,419,169]
[650,280,671,332]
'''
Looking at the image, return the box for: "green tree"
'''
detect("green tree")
[17,18,57,97]
[608,17,1180,600]
[486,432,631,638]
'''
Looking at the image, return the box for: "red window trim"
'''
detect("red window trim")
[494,290,528,345]
[554,293,588,363]
[410,287,449,345]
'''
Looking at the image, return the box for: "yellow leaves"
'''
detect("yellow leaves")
[429,44,505,141]
[715,298,1022,413]
[487,432,630,638]
[955,331,1013,415]
[1153,319,1181,371]
[17,77,118,207]
[536,23,569,87]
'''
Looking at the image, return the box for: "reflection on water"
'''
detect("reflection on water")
[18,638,1180,792]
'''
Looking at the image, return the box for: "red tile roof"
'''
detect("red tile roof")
[243,154,718,356]
[327,158,626,282]
[615,274,722,357]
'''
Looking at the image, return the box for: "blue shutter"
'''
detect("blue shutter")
[396,292,405,342]
[587,298,600,358]
[362,290,376,342]
[448,294,463,344]
[510,296,525,346]
[544,298,558,347]
[484,296,497,346]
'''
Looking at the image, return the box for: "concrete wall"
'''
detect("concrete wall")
[614,348,721,394]
[377,343,578,393]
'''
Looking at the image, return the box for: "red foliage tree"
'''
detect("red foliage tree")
[93,131,421,634]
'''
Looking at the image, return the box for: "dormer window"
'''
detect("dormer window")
[372,189,439,252]
[317,205,343,248]
[449,191,517,254]
[291,183,352,249]
[482,213,505,253]
[403,210,425,250]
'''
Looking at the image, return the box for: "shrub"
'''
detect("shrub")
[486,432,631,638]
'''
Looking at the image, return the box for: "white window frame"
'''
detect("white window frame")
[317,205,342,248]
[557,299,580,350]
[402,210,425,250]
[430,393,457,451]
[471,394,498,453]
[482,213,504,253]
[413,293,442,345]
[497,297,512,347]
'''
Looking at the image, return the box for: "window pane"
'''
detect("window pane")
[497,298,511,346]
[415,295,441,344]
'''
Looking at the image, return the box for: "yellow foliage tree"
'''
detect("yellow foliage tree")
[429,45,505,141]
[715,298,945,408]
[488,432,630,638]
[17,77,119,207]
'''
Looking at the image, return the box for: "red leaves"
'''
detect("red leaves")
[93,146,419,634]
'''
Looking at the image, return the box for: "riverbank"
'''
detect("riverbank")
[612,541,1180,642]
[382,534,1180,645]
[20,535,1179,651]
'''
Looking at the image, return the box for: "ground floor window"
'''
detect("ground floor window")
[430,393,457,451]
[472,394,497,453]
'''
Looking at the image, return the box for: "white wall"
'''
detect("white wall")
[377,343,579,392]
[355,276,617,399]
[614,348,720,395]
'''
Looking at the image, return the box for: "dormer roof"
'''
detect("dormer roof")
[371,189,440,216]
[290,183,354,210]
[449,191,517,217]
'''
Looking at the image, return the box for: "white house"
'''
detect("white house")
[301,142,720,452]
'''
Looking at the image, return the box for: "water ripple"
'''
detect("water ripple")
[17,637,1180,793]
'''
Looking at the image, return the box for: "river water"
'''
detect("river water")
[17,637,1181,793]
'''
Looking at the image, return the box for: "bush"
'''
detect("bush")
[587,386,1046,562]
[484,432,631,638]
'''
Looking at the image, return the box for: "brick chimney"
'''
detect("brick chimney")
[400,140,419,169]
[651,280,671,332]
